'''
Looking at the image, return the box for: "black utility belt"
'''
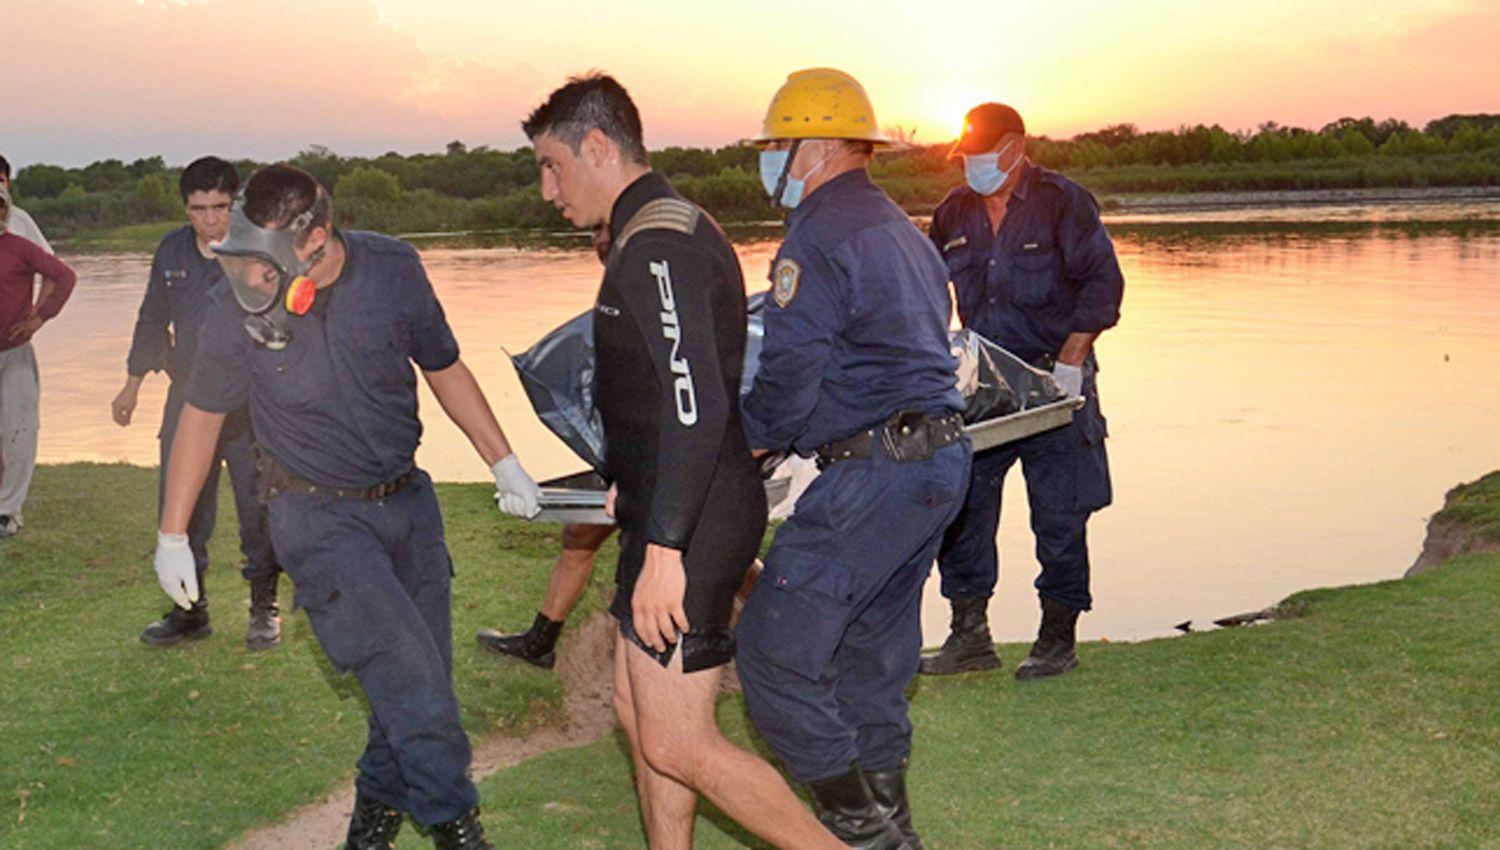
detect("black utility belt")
[814,410,966,471]
[254,446,413,503]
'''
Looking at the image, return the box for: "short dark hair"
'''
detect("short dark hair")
[242,164,332,245]
[179,156,239,203]
[522,72,648,166]
[0,155,9,181]
[842,140,876,157]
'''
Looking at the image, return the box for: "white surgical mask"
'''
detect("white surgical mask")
[759,150,798,207]
[964,140,1020,196]
[759,146,831,209]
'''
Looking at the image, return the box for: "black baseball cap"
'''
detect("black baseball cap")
[949,103,1026,158]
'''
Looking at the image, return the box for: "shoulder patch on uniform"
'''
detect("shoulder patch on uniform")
[772,258,801,308]
[615,197,701,252]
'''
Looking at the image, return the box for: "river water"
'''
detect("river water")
[35,208,1500,644]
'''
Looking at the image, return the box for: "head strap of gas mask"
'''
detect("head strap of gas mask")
[212,201,325,350]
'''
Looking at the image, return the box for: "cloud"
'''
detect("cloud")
[4,0,1497,167]
[5,0,546,166]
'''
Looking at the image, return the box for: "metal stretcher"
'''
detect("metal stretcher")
[531,397,1082,525]
[519,292,1080,525]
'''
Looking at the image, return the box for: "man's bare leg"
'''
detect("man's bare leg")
[613,631,691,846]
[478,524,614,664]
[619,634,844,850]
[539,523,615,620]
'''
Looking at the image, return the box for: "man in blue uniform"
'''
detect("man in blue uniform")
[735,68,972,850]
[920,103,1123,680]
[112,156,284,649]
[149,164,541,849]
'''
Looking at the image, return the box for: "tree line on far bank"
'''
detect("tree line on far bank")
[13,113,1500,239]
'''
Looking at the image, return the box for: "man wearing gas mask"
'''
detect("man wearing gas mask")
[921,103,1123,681]
[149,164,539,849]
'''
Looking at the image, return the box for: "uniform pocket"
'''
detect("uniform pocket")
[250,343,321,410]
[291,568,397,674]
[291,570,341,613]
[1073,402,1112,512]
[942,245,973,278]
[345,320,414,389]
[738,553,856,681]
[1008,246,1059,307]
[1079,400,1108,445]
[823,462,877,533]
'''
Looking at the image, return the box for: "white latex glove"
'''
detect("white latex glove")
[1052,362,1084,399]
[492,454,542,519]
[154,531,199,610]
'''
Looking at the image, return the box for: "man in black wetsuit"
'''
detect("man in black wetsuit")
[522,73,841,850]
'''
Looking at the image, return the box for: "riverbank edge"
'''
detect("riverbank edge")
[1407,469,1500,576]
[1102,183,1500,212]
[53,185,1500,254]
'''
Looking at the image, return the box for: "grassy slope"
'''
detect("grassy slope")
[6,464,1499,849]
[449,559,1500,848]
[0,464,613,850]
[1436,471,1500,544]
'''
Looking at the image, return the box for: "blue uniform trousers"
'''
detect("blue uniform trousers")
[736,439,970,783]
[266,471,478,826]
[936,374,1111,611]
[158,386,278,581]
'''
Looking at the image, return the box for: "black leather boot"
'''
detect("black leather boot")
[863,761,922,850]
[140,566,212,647]
[345,791,404,850]
[429,807,493,850]
[475,612,563,669]
[246,573,281,651]
[140,602,212,645]
[918,596,999,675]
[807,766,912,850]
[1015,596,1080,680]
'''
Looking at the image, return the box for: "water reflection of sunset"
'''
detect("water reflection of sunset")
[38,225,1500,644]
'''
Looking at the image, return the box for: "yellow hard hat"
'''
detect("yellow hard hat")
[750,68,895,146]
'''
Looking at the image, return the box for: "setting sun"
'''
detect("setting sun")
[4,0,1497,165]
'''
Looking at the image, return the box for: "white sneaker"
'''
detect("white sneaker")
[0,516,22,537]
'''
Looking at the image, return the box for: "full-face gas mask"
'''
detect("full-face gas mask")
[212,203,324,350]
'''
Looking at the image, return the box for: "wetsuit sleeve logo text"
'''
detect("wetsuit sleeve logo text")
[649,260,698,426]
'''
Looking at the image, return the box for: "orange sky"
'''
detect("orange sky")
[4,0,1497,168]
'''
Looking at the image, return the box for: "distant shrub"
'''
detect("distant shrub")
[20,110,1500,239]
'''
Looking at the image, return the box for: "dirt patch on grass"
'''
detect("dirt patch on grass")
[227,611,620,850]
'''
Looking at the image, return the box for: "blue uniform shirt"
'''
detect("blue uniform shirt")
[185,231,459,489]
[929,164,1123,364]
[128,225,228,382]
[743,169,962,455]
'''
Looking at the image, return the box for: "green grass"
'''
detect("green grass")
[6,463,1500,849]
[59,221,182,253]
[453,558,1500,848]
[0,463,613,850]
[1435,471,1500,544]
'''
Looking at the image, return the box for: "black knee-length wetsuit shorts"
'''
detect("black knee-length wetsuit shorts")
[592,176,767,673]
